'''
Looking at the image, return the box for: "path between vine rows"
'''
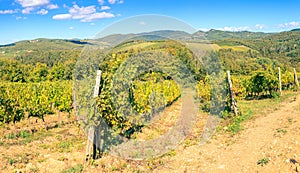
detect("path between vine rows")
[155,94,300,172]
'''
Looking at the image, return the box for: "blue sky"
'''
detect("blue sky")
[0,0,300,44]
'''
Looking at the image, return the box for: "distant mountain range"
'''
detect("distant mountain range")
[291,28,300,32]
[95,29,272,46]
[0,29,299,49]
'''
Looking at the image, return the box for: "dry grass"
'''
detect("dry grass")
[219,45,251,51]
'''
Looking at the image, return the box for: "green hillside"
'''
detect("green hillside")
[204,29,272,40]
[213,30,300,72]
[1,29,300,82]
[95,29,273,44]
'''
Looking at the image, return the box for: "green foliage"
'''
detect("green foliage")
[196,75,211,112]
[61,164,83,173]
[74,41,198,137]
[5,133,16,139]
[248,70,279,97]
[0,85,25,124]
[0,81,73,124]
[218,49,261,75]
[276,128,287,134]
[0,59,75,82]
[18,130,31,138]
[57,141,74,153]
[257,157,270,166]
[228,31,300,70]
[206,29,270,40]
[226,69,295,100]
[133,74,180,115]
[0,44,80,82]
[230,75,248,99]
[7,157,17,166]
[225,109,253,133]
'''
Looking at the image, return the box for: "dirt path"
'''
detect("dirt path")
[157,94,300,173]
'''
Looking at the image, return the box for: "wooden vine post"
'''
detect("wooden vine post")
[293,68,299,88]
[85,125,95,161]
[86,70,102,161]
[227,70,238,116]
[278,67,282,96]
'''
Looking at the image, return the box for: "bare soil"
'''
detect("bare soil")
[156,94,300,173]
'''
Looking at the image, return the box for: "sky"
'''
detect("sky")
[0,0,300,44]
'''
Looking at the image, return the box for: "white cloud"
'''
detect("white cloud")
[98,0,105,5]
[139,21,146,25]
[218,26,251,32]
[17,0,49,7]
[22,7,34,14]
[0,9,18,14]
[69,26,74,30]
[278,21,300,28]
[98,0,123,5]
[47,4,59,9]
[198,28,210,32]
[37,9,48,15]
[108,0,116,4]
[69,5,96,19]
[16,16,27,20]
[52,13,72,20]
[101,6,111,10]
[17,0,57,15]
[90,22,96,26]
[255,24,267,30]
[53,4,115,22]
[80,12,115,22]
[215,24,269,32]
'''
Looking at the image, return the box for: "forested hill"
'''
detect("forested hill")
[0,38,89,50]
[0,29,295,49]
[0,29,300,82]
[227,30,300,57]
[96,29,273,44]
[215,30,300,73]
[193,29,272,40]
